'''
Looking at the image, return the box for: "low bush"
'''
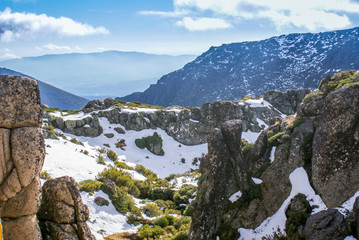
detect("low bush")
[142,203,162,217]
[79,180,103,194]
[107,149,118,161]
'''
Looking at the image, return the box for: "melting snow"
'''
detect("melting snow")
[252,177,263,184]
[229,191,243,203]
[82,191,138,239]
[269,147,276,163]
[238,167,327,239]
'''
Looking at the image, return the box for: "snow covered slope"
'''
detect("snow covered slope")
[121,27,359,107]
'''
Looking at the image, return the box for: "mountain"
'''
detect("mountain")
[120,27,359,107]
[0,51,196,99]
[0,68,88,110]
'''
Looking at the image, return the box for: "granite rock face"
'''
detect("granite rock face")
[48,98,284,146]
[311,84,359,208]
[263,88,311,115]
[38,176,95,240]
[0,75,45,240]
[189,72,359,239]
[304,209,346,240]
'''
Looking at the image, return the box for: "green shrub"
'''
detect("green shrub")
[97,168,140,197]
[97,155,106,165]
[114,160,134,170]
[142,203,162,217]
[40,171,51,180]
[98,148,106,154]
[262,227,287,240]
[155,200,176,211]
[181,158,186,163]
[286,118,305,130]
[79,180,103,194]
[70,138,79,144]
[173,184,196,207]
[174,216,191,230]
[83,150,89,155]
[135,165,158,180]
[241,139,253,155]
[172,232,189,240]
[107,149,118,161]
[240,95,251,101]
[268,132,284,146]
[282,134,291,141]
[138,224,165,239]
[153,216,169,228]
[111,187,138,214]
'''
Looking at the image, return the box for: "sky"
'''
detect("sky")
[1,0,359,60]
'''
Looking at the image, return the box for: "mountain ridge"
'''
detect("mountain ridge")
[120,26,359,107]
[0,51,196,98]
[0,67,88,110]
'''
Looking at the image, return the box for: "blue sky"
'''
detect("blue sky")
[1,0,359,59]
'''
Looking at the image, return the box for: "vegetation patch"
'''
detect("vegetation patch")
[78,180,103,194]
[114,100,165,110]
[268,132,284,146]
[40,171,51,180]
[241,139,253,155]
[135,132,165,156]
[107,149,119,161]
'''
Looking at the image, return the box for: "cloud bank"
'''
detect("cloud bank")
[141,0,359,31]
[0,8,109,41]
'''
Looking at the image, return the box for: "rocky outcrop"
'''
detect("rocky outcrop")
[51,115,103,137]
[189,72,359,239]
[48,98,283,145]
[310,83,359,208]
[304,209,346,240]
[190,120,243,240]
[135,132,164,156]
[0,75,45,240]
[264,88,311,115]
[38,176,95,240]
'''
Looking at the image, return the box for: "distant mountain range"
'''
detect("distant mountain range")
[0,68,88,110]
[0,51,195,99]
[120,27,359,107]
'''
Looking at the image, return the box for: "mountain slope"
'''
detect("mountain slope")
[120,27,359,107]
[0,51,195,98]
[0,68,88,110]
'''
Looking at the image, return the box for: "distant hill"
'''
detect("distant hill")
[0,51,196,99]
[0,68,88,110]
[120,27,359,107]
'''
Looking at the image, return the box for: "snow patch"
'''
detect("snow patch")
[238,167,327,239]
[252,177,263,184]
[229,191,242,203]
[270,147,276,163]
[82,191,138,239]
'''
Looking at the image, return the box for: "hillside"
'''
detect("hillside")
[0,68,88,110]
[120,27,359,107]
[0,51,195,99]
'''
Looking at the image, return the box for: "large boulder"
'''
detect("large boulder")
[311,84,359,207]
[38,176,95,240]
[304,209,346,240]
[264,88,311,115]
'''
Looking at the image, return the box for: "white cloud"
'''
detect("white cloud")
[139,10,189,17]
[97,47,107,51]
[176,17,232,31]
[0,8,109,42]
[42,43,71,51]
[0,52,21,60]
[148,0,359,31]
